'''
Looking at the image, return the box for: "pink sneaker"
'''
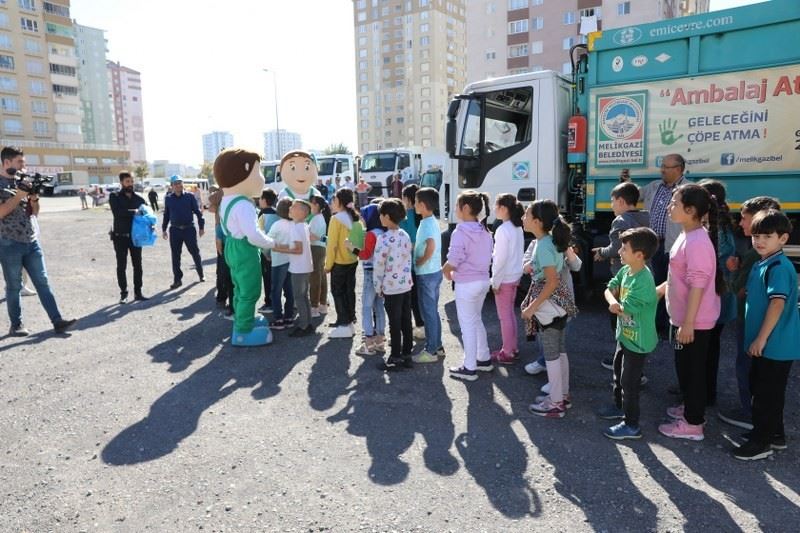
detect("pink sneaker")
[666,404,685,420]
[491,350,516,365]
[658,419,704,441]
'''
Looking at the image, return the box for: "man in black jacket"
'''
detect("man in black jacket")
[110,171,147,303]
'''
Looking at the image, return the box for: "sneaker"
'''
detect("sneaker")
[449,366,478,382]
[258,304,272,313]
[540,382,550,395]
[270,319,288,330]
[119,292,129,304]
[169,281,182,290]
[476,359,494,372]
[433,346,446,357]
[524,360,546,376]
[20,285,37,297]
[733,440,773,461]
[741,431,787,450]
[318,305,328,314]
[355,342,376,356]
[535,394,572,409]
[329,324,355,338]
[53,318,77,334]
[381,357,409,372]
[198,275,206,282]
[528,398,566,418]
[220,311,234,321]
[666,404,685,420]
[601,356,614,371]
[658,419,704,441]
[311,307,321,318]
[413,326,426,340]
[491,350,515,365]
[718,408,754,431]
[412,350,438,364]
[8,324,31,337]
[134,293,149,301]
[604,422,642,441]
[597,404,625,420]
[289,326,312,337]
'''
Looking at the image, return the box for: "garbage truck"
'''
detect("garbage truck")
[444,0,800,284]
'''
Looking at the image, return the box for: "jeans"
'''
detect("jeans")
[113,236,142,295]
[455,279,490,371]
[169,225,203,282]
[416,270,443,353]
[613,344,648,428]
[735,319,752,414]
[270,263,294,320]
[331,262,357,325]
[0,238,63,328]
[674,327,712,425]
[494,282,519,354]
[291,273,311,328]
[750,357,792,445]
[361,269,385,336]
[384,291,412,360]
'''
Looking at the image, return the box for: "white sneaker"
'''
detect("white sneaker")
[329,324,354,339]
[541,382,551,394]
[413,326,425,340]
[20,285,37,297]
[524,360,546,376]
[318,305,328,314]
[311,307,321,318]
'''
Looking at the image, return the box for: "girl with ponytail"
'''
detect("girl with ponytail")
[657,183,722,442]
[325,188,361,338]
[490,193,525,364]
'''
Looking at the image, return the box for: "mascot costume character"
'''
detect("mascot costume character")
[214,148,276,346]
[277,150,322,203]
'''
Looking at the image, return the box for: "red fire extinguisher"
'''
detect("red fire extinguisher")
[567,114,587,163]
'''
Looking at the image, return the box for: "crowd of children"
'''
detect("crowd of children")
[213,175,798,462]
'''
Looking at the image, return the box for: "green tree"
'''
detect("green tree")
[198,162,214,184]
[323,143,351,155]
[133,163,149,183]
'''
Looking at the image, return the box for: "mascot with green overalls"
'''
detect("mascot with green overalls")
[214,148,276,346]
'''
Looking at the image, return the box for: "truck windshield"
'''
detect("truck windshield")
[317,159,335,175]
[262,164,279,183]
[361,153,396,172]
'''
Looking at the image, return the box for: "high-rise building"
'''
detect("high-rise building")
[351,0,467,154]
[202,131,234,163]
[108,60,146,163]
[263,129,301,160]
[466,0,709,83]
[74,23,113,145]
[0,0,130,184]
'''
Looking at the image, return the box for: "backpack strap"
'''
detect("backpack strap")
[220,195,250,237]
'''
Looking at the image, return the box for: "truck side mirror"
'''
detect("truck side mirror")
[445,98,461,157]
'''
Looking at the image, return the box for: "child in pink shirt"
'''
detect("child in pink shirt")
[658,184,723,442]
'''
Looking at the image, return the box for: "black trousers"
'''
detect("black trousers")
[651,241,670,332]
[215,252,233,308]
[169,226,203,282]
[260,254,272,306]
[384,291,413,360]
[674,327,713,425]
[113,236,142,295]
[331,262,357,326]
[706,323,726,406]
[149,199,159,212]
[750,357,792,445]
[612,343,647,428]
[410,270,424,327]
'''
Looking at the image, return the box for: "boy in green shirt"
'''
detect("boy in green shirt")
[598,227,660,440]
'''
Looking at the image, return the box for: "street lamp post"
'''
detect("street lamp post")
[263,69,281,159]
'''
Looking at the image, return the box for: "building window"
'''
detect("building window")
[49,63,75,76]
[33,120,49,135]
[0,76,17,92]
[420,23,429,33]
[0,13,7,28]
[618,2,630,15]
[18,0,36,10]
[56,103,78,114]
[357,11,367,22]
[52,84,77,96]
[563,36,576,50]
[0,96,20,113]
[530,41,543,54]
[421,113,431,123]
[485,50,496,60]
[3,118,23,134]
[563,11,576,24]
[420,36,429,46]
[421,87,431,97]
[31,100,47,114]
[358,36,367,46]
[24,38,40,53]
[359,48,367,58]
[531,0,543,5]
[486,2,495,14]
[420,9,429,19]
[0,55,14,70]
[356,0,366,8]
[508,0,528,9]
[532,16,543,30]
[580,7,602,19]
[509,68,530,75]
[419,0,429,6]
[57,123,80,135]
[0,35,10,49]
[508,19,528,34]
[508,44,528,58]
[43,1,69,16]
[20,17,38,32]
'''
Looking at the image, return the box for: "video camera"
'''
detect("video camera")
[7,168,54,195]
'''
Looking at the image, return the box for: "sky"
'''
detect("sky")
[71,0,766,167]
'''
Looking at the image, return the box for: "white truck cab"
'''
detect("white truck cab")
[316,154,356,188]
[360,148,422,196]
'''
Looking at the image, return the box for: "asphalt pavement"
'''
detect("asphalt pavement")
[0,202,798,532]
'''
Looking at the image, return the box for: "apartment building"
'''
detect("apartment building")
[351,0,467,154]
[263,128,302,160]
[202,130,233,163]
[74,22,113,145]
[466,0,709,83]
[0,0,129,184]
[108,60,146,164]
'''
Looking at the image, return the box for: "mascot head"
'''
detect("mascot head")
[279,150,318,196]
[213,148,262,197]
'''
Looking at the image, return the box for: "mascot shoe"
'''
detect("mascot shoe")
[232,323,273,347]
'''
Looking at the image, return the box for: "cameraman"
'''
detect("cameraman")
[110,171,147,304]
[0,146,76,336]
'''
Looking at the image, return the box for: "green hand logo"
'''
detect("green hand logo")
[658,118,684,146]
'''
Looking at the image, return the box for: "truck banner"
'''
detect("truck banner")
[589,64,800,174]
